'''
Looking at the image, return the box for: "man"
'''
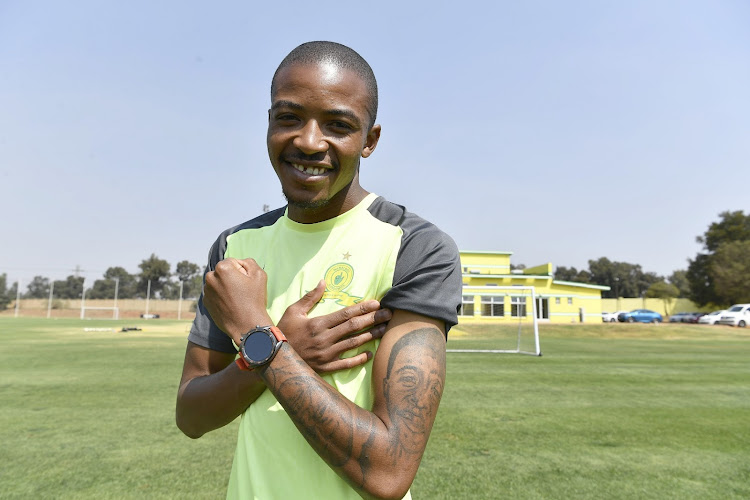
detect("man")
[176,41,462,499]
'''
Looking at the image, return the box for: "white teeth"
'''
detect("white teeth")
[292,163,326,176]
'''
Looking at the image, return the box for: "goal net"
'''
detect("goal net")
[448,286,541,356]
[80,306,120,320]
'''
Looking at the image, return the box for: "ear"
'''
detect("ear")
[267,109,271,123]
[361,124,381,158]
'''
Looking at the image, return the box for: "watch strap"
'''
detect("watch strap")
[268,325,287,343]
[235,356,252,371]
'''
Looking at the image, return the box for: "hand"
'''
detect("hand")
[278,280,392,373]
[203,258,273,345]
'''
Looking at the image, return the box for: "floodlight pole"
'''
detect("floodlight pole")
[47,282,55,319]
[113,278,119,320]
[177,280,184,320]
[145,279,151,315]
[14,280,21,318]
[80,278,87,319]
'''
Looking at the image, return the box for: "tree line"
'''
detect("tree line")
[553,210,750,307]
[2,212,748,311]
[0,254,203,308]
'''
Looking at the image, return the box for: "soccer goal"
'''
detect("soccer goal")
[448,286,541,356]
[80,306,120,320]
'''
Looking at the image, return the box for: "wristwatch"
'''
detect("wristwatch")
[236,325,287,371]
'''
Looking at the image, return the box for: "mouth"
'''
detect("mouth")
[291,163,330,176]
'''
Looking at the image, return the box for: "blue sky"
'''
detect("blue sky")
[2,1,749,287]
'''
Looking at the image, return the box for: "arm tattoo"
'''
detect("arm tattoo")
[383,327,446,462]
[262,326,446,488]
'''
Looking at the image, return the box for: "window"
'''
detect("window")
[481,295,505,317]
[511,296,527,317]
[460,295,475,316]
[568,297,573,305]
[555,297,560,305]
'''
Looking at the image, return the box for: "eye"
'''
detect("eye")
[398,373,417,388]
[275,113,300,124]
[329,121,354,133]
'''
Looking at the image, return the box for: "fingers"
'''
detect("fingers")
[292,280,326,314]
[318,351,373,374]
[214,258,263,277]
[327,307,393,343]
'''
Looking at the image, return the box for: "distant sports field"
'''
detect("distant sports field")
[1,318,748,499]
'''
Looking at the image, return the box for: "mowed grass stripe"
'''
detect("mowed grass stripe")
[1,318,748,499]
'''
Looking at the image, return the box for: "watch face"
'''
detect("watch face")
[242,330,274,364]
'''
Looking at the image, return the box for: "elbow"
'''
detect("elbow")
[175,410,205,440]
[361,486,411,500]
[359,473,413,500]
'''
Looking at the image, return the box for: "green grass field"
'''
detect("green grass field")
[1,318,748,499]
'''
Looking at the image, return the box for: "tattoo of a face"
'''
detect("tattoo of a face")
[383,327,446,460]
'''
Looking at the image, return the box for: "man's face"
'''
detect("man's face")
[267,61,380,223]
[384,343,444,453]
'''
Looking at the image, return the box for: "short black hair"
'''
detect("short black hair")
[271,41,378,129]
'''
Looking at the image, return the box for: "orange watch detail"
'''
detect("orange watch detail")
[236,325,286,371]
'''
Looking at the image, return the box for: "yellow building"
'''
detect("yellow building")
[459,251,609,324]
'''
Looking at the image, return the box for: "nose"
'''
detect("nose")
[293,120,328,155]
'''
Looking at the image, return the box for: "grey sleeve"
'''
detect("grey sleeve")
[187,208,286,353]
[187,234,237,354]
[379,213,462,335]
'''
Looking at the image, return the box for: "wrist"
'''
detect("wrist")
[228,314,275,341]
[236,325,287,372]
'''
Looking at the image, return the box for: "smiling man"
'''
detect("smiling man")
[176,41,462,500]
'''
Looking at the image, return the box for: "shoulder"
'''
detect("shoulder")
[367,196,459,263]
[206,207,287,264]
[372,197,462,333]
[366,196,458,252]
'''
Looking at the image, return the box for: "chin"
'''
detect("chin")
[283,191,330,210]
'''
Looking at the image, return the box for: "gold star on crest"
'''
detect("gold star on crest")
[342,251,352,260]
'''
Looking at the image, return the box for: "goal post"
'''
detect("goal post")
[80,306,120,320]
[448,286,541,356]
[79,276,120,320]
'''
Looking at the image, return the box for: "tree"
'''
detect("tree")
[88,267,137,299]
[687,210,750,306]
[162,260,203,299]
[554,266,591,283]
[137,254,171,298]
[25,276,51,298]
[668,270,690,297]
[697,210,750,252]
[0,273,16,310]
[709,241,750,304]
[52,275,85,299]
[646,281,680,316]
[588,257,661,299]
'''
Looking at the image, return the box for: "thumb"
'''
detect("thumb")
[293,280,326,314]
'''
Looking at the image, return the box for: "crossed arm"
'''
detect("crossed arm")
[261,311,445,499]
[176,258,447,499]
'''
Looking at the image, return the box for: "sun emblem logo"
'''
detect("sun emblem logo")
[322,263,361,306]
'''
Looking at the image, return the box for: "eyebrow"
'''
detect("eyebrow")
[271,100,362,127]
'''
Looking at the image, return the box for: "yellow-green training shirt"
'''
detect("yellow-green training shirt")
[189,193,461,499]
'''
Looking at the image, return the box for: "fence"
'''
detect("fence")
[1,298,198,320]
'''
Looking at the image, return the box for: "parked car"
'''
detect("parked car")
[619,309,663,323]
[698,310,727,325]
[602,311,628,323]
[682,312,707,323]
[717,304,750,327]
[669,312,688,323]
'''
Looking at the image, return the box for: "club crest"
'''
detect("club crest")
[322,262,361,306]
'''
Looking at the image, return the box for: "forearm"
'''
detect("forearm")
[177,361,266,439]
[258,344,415,499]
